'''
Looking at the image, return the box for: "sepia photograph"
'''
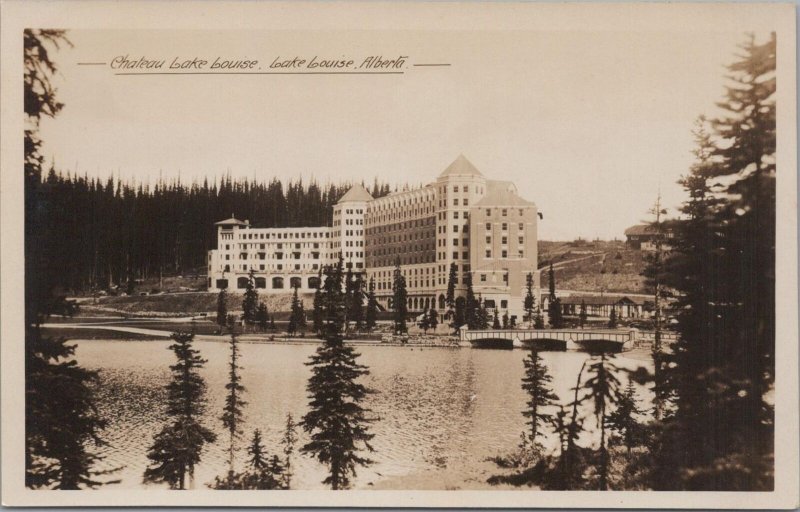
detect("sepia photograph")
[1,1,797,508]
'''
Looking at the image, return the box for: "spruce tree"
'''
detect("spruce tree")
[241,270,259,330]
[524,272,536,324]
[288,283,306,336]
[582,352,622,490]
[144,332,217,489]
[606,380,641,457]
[655,34,776,491]
[445,262,457,315]
[608,306,618,329]
[24,29,115,490]
[349,273,364,331]
[464,272,479,329]
[216,288,228,331]
[392,260,408,334]
[547,264,564,328]
[300,260,375,489]
[452,297,466,333]
[256,302,269,332]
[365,277,378,331]
[521,348,560,445]
[221,329,246,474]
[492,309,501,329]
[476,299,489,330]
[502,312,509,329]
[428,308,439,332]
[282,413,298,489]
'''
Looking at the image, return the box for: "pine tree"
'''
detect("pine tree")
[144,332,217,489]
[445,262,457,315]
[502,312,510,329]
[417,310,431,333]
[579,300,588,329]
[282,413,298,489]
[655,34,776,491]
[241,270,259,330]
[216,288,228,332]
[524,272,536,324]
[547,264,564,328]
[533,306,545,330]
[288,283,306,336]
[492,309,501,329]
[521,348,560,445]
[220,329,246,474]
[451,297,466,333]
[24,29,116,490]
[608,306,618,329]
[256,302,269,332]
[476,299,490,330]
[582,353,622,490]
[238,429,282,490]
[349,273,364,331]
[392,260,408,334]
[428,308,439,332]
[606,380,641,457]
[247,429,268,473]
[365,277,378,331]
[301,260,375,489]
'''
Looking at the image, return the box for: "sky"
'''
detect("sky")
[39,29,752,240]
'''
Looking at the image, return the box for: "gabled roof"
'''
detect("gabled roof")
[556,295,649,306]
[438,154,483,178]
[215,217,248,226]
[624,224,656,236]
[474,180,534,207]
[338,184,374,203]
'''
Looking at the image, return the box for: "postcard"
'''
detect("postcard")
[1,1,797,508]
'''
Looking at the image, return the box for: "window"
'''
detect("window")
[453,225,459,233]
[272,277,284,289]
[453,251,458,259]
[255,277,267,289]
[463,199,469,206]
[502,250,508,258]
[519,223,524,231]
[486,236,491,243]
[216,279,228,289]
[454,211,459,219]
[290,277,302,288]
[502,236,508,245]
[501,300,508,308]
[518,249,524,258]
[462,251,468,259]
[519,237,524,245]
[453,238,459,246]
[237,277,248,289]
[480,274,486,282]
[485,299,496,309]
[486,249,492,258]
[502,223,508,231]
[485,223,491,230]
[454,186,459,192]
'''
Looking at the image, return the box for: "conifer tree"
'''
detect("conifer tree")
[417,310,431,333]
[349,273,364,331]
[608,306,618,329]
[450,297,467,334]
[428,307,439,332]
[492,309,501,329]
[241,270,259,330]
[464,272,479,329]
[606,380,641,457]
[256,302,269,332]
[502,311,509,329]
[301,260,375,489]
[288,283,306,336]
[282,413,298,489]
[476,299,490,330]
[365,277,378,331]
[445,262,457,315]
[144,332,217,489]
[24,29,115,490]
[547,264,564,328]
[524,272,536,324]
[582,352,622,490]
[221,328,246,474]
[521,348,560,445]
[216,288,228,331]
[392,260,408,334]
[533,305,545,330]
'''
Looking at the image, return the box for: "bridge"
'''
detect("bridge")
[459,328,637,352]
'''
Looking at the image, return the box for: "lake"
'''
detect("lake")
[76,339,653,490]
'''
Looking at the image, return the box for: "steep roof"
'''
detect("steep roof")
[215,217,248,226]
[438,154,483,178]
[624,224,655,236]
[474,180,534,207]
[338,184,374,203]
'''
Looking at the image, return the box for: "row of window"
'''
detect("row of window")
[236,230,330,240]
[216,275,321,290]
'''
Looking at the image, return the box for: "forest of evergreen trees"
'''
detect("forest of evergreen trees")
[33,170,391,293]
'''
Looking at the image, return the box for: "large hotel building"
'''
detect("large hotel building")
[207,155,541,320]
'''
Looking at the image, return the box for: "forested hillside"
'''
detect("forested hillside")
[34,170,391,293]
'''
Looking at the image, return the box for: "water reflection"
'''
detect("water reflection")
[77,340,652,490]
